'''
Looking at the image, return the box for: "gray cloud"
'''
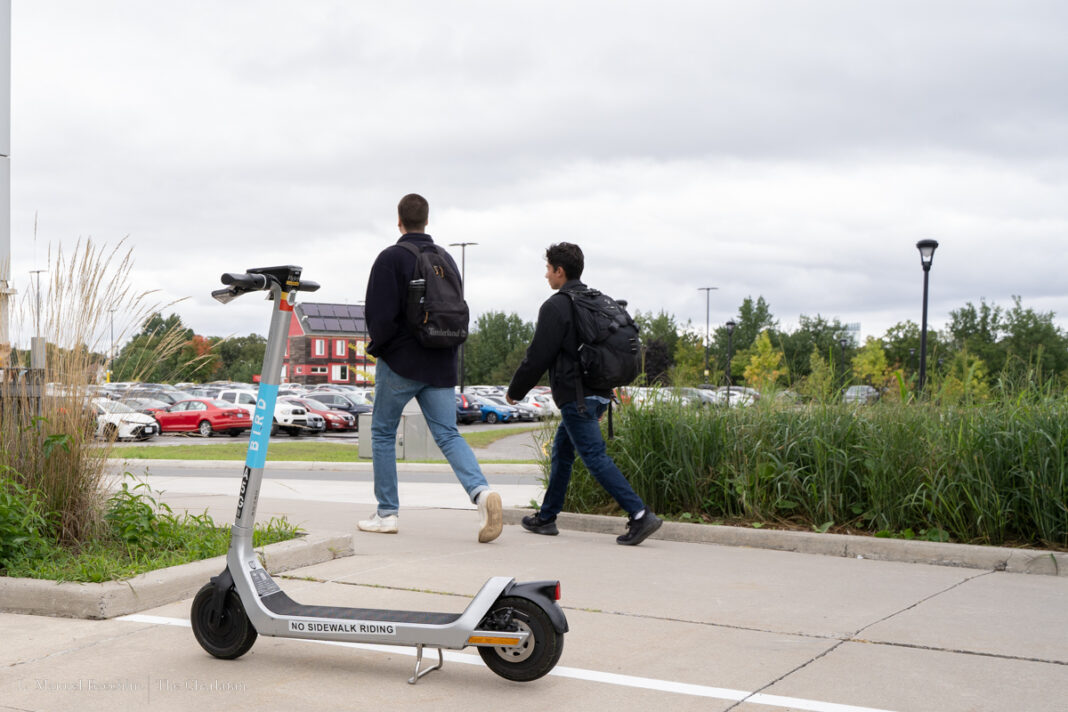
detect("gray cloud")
[7,1,1068,350]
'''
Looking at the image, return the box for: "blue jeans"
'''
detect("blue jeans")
[370,359,489,516]
[539,397,645,519]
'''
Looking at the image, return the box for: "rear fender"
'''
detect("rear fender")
[499,580,569,634]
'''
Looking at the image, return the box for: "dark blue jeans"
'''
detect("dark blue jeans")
[539,397,645,519]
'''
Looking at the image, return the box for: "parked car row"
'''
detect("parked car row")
[84,380,374,440]
[454,385,559,424]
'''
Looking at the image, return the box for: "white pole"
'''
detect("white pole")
[0,2,11,366]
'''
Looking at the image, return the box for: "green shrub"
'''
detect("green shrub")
[552,396,1068,548]
[0,467,54,570]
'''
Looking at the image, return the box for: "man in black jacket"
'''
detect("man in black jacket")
[361,193,502,543]
[507,242,662,546]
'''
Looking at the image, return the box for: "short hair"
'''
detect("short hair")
[545,242,584,280]
[398,193,429,232]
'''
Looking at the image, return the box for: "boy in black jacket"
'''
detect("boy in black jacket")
[507,242,662,546]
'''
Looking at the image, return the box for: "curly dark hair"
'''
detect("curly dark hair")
[545,242,584,280]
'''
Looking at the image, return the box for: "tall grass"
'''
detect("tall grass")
[556,395,1068,548]
[1,239,188,544]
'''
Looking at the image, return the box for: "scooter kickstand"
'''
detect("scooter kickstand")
[408,644,444,684]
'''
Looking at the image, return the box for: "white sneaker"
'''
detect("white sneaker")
[358,513,398,534]
[476,490,503,543]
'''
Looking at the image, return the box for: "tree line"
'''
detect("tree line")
[463,295,1068,400]
[97,294,1067,399]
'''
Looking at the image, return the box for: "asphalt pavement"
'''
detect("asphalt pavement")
[2,460,1066,712]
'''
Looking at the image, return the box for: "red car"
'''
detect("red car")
[281,396,357,432]
[154,398,251,437]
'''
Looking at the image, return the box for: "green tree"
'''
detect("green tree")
[948,299,1004,374]
[934,350,991,404]
[742,331,786,391]
[882,320,922,372]
[999,296,1068,380]
[778,314,850,383]
[463,312,535,384]
[713,296,777,358]
[213,334,267,382]
[798,346,835,402]
[642,338,673,385]
[670,330,715,386]
[634,310,680,358]
[851,337,889,387]
[112,313,195,382]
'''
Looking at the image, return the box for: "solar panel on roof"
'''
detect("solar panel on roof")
[303,304,321,317]
[347,305,364,318]
[324,318,341,331]
[308,317,327,330]
[339,319,357,331]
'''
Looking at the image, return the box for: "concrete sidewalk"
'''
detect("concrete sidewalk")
[3,485,1067,712]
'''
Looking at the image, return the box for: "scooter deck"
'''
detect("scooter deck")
[262,590,461,625]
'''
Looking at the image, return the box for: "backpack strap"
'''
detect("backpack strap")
[398,241,432,260]
[560,289,588,414]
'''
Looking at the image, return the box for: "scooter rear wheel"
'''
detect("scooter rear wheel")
[477,596,563,682]
[191,583,258,659]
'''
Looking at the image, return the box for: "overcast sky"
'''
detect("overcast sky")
[7,1,1068,353]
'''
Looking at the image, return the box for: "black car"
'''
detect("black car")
[455,393,482,424]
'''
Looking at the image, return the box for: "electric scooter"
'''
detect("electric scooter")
[191,266,567,683]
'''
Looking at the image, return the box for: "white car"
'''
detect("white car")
[215,388,312,435]
[518,394,553,420]
[89,398,158,441]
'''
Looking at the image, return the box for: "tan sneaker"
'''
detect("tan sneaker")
[358,513,398,534]
[476,490,503,543]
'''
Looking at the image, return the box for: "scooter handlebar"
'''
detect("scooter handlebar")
[212,268,319,304]
[221,272,270,291]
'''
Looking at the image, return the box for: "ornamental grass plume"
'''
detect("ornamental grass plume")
[1,238,196,544]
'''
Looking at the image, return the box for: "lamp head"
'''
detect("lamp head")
[916,239,939,269]
[725,320,737,335]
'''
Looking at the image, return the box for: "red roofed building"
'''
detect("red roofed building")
[283,302,373,385]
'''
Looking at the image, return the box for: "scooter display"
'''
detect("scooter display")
[190,266,567,683]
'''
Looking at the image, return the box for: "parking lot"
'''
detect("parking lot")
[118,418,538,447]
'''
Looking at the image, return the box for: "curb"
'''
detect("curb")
[0,531,354,620]
[502,509,1067,577]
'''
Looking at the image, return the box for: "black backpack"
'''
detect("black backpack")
[563,287,642,392]
[400,243,470,348]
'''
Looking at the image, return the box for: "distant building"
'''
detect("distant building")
[284,302,373,385]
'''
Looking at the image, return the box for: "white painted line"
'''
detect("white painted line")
[117,614,897,712]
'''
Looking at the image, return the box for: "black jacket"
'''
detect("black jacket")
[364,233,459,388]
[507,279,613,406]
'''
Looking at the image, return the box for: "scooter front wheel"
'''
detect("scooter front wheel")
[190,583,258,659]
[477,596,563,682]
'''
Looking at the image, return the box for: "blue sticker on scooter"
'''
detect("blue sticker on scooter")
[245,383,278,469]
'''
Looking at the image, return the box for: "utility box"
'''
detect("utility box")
[358,400,444,460]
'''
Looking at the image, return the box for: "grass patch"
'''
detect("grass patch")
[462,425,542,449]
[108,426,543,462]
[2,475,302,582]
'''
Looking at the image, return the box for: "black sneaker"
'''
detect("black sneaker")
[521,513,559,536]
[616,510,662,546]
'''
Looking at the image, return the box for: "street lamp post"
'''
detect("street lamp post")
[448,241,478,393]
[916,239,939,393]
[698,287,718,383]
[725,319,736,407]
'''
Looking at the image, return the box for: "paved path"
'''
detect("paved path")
[2,466,1066,711]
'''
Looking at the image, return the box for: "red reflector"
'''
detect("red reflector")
[554,582,561,601]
